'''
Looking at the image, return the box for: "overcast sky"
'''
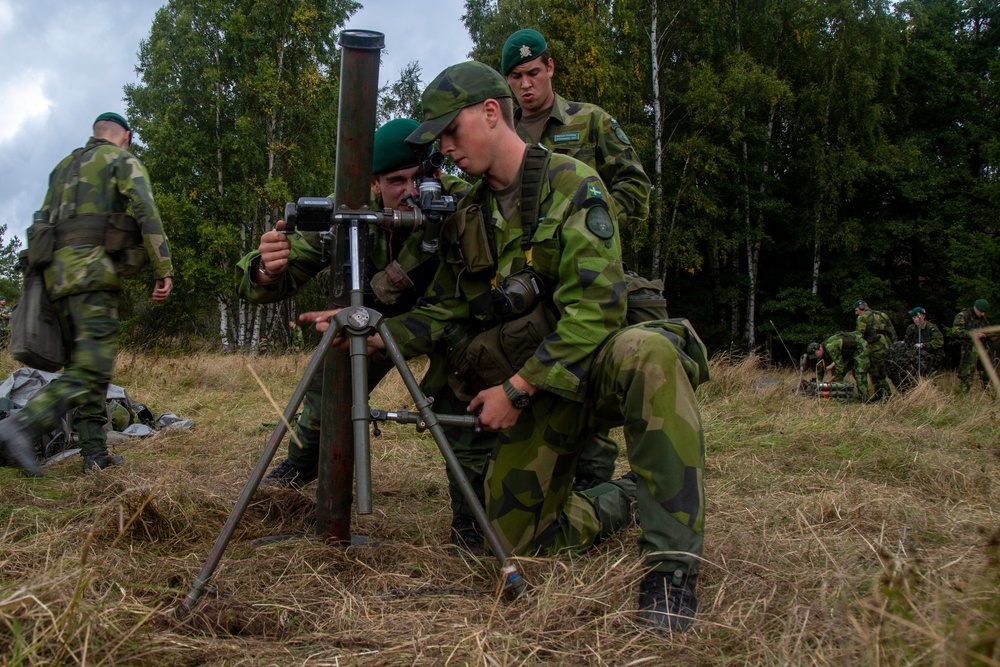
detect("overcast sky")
[0,0,473,246]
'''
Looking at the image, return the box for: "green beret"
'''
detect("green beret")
[406,62,512,148]
[94,112,130,132]
[910,306,925,317]
[974,298,990,313]
[501,29,547,75]
[0,295,5,300]
[852,299,867,311]
[373,119,428,175]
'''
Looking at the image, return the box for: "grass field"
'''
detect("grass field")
[1,350,998,666]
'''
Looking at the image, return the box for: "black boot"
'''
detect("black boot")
[259,458,318,489]
[637,569,698,633]
[450,513,485,556]
[0,418,43,477]
[83,450,124,472]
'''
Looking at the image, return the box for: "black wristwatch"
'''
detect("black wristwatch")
[503,380,532,409]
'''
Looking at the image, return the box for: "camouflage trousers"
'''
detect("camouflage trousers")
[868,346,893,399]
[485,320,707,575]
[15,291,119,456]
[288,351,494,519]
[958,346,983,392]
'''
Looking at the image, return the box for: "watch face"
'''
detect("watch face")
[512,394,531,409]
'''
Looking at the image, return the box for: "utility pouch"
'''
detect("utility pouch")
[448,304,557,396]
[624,270,667,325]
[10,268,67,373]
[26,211,55,267]
[370,260,414,306]
[445,204,494,274]
[105,214,147,277]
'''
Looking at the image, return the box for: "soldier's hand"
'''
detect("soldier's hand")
[469,385,521,431]
[152,277,173,302]
[300,309,342,334]
[258,220,292,276]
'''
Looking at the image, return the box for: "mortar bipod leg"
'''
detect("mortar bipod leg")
[181,320,344,610]
[375,317,528,598]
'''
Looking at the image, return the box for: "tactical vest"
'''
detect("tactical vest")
[836,332,859,355]
[862,309,896,345]
[28,144,146,275]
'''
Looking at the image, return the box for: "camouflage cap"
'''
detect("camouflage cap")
[807,342,822,355]
[94,112,130,132]
[974,298,990,313]
[405,61,512,148]
[373,118,429,175]
[501,29,547,75]
[852,299,867,311]
[910,306,926,316]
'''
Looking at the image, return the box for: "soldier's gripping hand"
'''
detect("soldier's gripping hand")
[152,277,173,302]
[469,375,537,431]
[299,310,386,356]
[257,219,292,280]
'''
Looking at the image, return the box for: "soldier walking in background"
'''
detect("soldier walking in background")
[287,320,304,353]
[501,27,656,491]
[807,332,871,402]
[853,299,896,400]
[952,299,991,393]
[0,112,173,475]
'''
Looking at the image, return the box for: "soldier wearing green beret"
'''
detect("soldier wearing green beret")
[808,332,872,401]
[0,112,173,475]
[904,307,944,351]
[952,299,991,392]
[501,28,656,492]
[852,299,896,400]
[304,60,707,633]
[234,119,493,554]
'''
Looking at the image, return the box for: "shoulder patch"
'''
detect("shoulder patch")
[587,182,603,199]
[584,200,615,239]
[612,122,632,146]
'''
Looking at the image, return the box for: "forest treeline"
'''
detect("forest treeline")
[28,0,995,355]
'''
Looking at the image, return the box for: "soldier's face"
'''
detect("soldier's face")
[372,165,421,210]
[913,314,924,325]
[439,105,493,177]
[506,57,555,115]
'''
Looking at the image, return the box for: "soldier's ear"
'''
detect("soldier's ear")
[482,99,502,129]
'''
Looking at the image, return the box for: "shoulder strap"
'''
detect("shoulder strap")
[519,144,551,251]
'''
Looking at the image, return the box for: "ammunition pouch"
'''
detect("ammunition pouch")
[447,303,558,399]
[444,203,494,274]
[26,212,56,267]
[624,270,667,325]
[27,212,146,277]
[370,260,414,306]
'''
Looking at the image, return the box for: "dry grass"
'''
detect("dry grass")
[1,350,998,666]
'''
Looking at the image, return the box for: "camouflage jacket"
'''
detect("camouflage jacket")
[904,322,944,349]
[855,309,896,351]
[823,331,868,378]
[382,151,626,403]
[516,94,650,231]
[952,308,989,346]
[41,137,172,299]
[235,174,469,317]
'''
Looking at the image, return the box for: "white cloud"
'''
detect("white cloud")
[0,1,13,35]
[0,71,52,144]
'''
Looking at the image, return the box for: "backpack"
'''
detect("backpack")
[10,266,67,373]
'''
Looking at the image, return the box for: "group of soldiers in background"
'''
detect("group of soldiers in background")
[803,298,993,400]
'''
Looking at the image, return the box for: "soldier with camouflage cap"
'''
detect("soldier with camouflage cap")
[952,299,991,393]
[306,61,707,633]
[808,332,872,401]
[853,299,896,400]
[0,112,173,475]
[501,27,655,492]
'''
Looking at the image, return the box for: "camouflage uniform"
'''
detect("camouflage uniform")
[903,321,944,350]
[15,136,173,457]
[952,307,990,392]
[820,332,870,401]
[382,152,707,576]
[288,324,304,352]
[516,94,653,487]
[855,308,896,400]
[234,176,491,521]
